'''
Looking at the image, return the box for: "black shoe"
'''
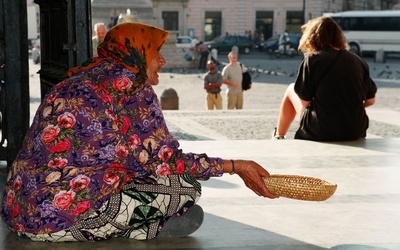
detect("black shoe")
[157,204,204,238]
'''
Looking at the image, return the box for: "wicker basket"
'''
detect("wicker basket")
[263,174,337,201]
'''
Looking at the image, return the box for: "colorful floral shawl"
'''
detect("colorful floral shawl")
[1,22,223,234]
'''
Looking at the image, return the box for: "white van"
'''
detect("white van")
[175,36,194,48]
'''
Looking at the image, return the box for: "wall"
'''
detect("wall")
[184,0,343,41]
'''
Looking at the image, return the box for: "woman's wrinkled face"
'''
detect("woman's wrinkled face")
[146,52,166,85]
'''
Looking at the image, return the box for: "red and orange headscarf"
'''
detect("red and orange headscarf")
[68,22,169,77]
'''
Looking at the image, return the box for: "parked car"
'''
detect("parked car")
[257,34,279,52]
[31,38,40,64]
[205,35,253,54]
[258,33,301,54]
[175,36,194,48]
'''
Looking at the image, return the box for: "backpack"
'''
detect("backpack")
[240,63,252,91]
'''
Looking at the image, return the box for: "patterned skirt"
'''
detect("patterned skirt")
[18,174,201,241]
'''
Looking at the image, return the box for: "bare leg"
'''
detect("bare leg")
[276,83,304,136]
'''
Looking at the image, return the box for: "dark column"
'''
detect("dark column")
[0,0,30,167]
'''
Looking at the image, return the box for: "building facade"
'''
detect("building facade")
[33,0,398,41]
[151,0,397,41]
[92,0,344,41]
[91,0,399,41]
[152,0,344,42]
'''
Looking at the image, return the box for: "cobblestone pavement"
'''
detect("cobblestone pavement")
[153,52,400,140]
[28,52,400,141]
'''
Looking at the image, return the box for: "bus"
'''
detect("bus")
[324,10,400,55]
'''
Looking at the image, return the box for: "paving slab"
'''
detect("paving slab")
[1,138,399,250]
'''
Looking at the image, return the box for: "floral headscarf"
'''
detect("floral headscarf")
[68,22,169,77]
[1,22,224,237]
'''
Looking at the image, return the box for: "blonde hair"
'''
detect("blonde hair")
[228,51,237,57]
[298,16,348,55]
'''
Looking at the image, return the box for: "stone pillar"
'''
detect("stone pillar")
[160,88,179,110]
[232,45,239,57]
[211,48,218,61]
[375,49,386,63]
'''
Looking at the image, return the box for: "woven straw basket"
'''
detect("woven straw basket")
[263,174,337,201]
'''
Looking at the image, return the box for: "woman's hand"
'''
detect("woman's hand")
[364,97,375,108]
[224,160,279,199]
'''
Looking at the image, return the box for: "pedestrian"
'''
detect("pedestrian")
[190,36,200,61]
[278,32,290,55]
[196,41,209,71]
[203,60,223,110]
[191,36,199,48]
[92,22,107,57]
[1,22,277,242]
[273,16,377,141]
[221,51,245,109]
[247,30,253,42]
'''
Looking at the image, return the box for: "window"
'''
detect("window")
[162,11,178,31]
[238,36,250,43]
[256,11,273,40]
[336,16,400,31]
[286,11,303,33]
[204,12,221,41]
[176,37,191,44]
[225,36,236,44]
